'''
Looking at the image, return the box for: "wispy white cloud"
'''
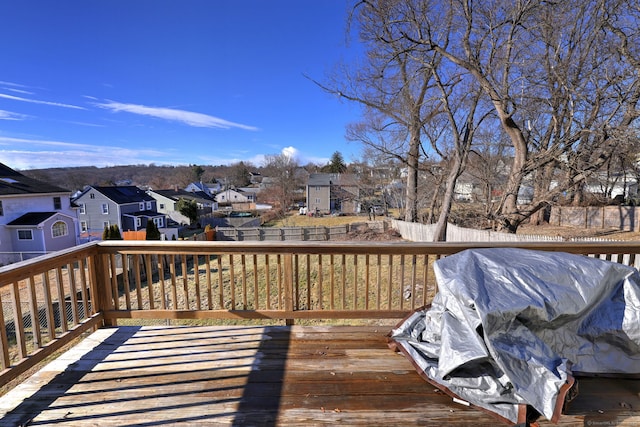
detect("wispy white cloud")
[94,100,259,131]
[0,136,171,169]
[0,93,86,110]
[7,88,34,95]
[0,110,28,121]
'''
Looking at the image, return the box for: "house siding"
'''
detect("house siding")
[75,191,120,236]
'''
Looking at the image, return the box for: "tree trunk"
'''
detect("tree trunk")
[404,127,421,222]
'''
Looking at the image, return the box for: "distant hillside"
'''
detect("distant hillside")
[20,164,248,193]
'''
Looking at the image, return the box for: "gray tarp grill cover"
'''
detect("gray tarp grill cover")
[388,248,640,425]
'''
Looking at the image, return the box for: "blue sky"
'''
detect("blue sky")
[0,1,363,170]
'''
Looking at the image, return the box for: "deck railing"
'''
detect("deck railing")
[1,240,640,389]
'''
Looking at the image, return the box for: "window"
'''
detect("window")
[0,200,3,216]
[53,196,62,210]
[79,203,86,214]
[315,198,321,204]
[139,202,145,210]
[159,203,165,209]
[52,221,68,238]
[153,217,164,228]
[101,203,109,214]
[18,229,33,240]
[135,217,142,227]
[90,193,95,199]
[80,221,88,232]
[103,221,110,229]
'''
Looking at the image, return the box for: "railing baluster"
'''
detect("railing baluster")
[28,276,42,348]
[145,254,155,310]
[122,255,132,310]
[376,254,382,310]
[411,255,417,309]
[41,272,56,340]
[387,254,393,310]
[341,254,346,310]
[265,254,271,310]
[277,254,282,309]
[217,255,223,309]
[0,292,9,369]
[241,254,248,310]
[422,254,429,307]
[158,254,167,310]
[181,255,189,310]
[194,255,201,311]
[170,255,178,310]
[364,254,370,310]
[317,254,323,310]
[79,258,90,318]
[131,254,142,309]
[306,254,311,310]
[10,282,27,359]
[67,262,80,326]
[330,254,335,310]
[229,254,236,310]
[205,254,213,310]
[252,254,259,310]
[55,267,68,333]
[352,254,357,310]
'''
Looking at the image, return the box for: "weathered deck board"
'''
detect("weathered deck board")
[0,325,638,426]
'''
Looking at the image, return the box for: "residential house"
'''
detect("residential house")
[185,181,222,197]
[148,189,218,225]
[306,173,360,215]
[214,189,252,205]
[73,186,166,239]
[249,172,262,184]
[238,187,259,202]
[0,163,78,264]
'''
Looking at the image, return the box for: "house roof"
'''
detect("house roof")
[88,186,155,204]
[307,173,359,187]
[6,212,58,226]
[152,189,215,203]
[0,163,70,196]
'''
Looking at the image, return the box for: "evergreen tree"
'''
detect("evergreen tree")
[325,151,347,173]
[110,224,122,240]
[177,198,198,225]
[102,225,111,240]
[145,221,161,240]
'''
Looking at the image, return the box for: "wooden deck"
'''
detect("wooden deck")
[0,325,637,426]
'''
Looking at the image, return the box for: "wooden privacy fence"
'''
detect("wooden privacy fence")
[2,240,640,389]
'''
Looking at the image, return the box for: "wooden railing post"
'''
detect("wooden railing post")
[283,253,294,325]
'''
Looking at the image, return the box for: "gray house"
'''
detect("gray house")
[73,186,165,240]
[306,173,360,215]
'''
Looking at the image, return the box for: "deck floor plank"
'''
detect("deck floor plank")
[0,325,638,426]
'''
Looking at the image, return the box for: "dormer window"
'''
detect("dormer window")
[139,202,145,210]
